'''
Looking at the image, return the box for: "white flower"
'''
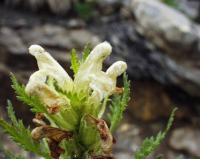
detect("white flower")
[74,42,127,103]
[25,45,72,107]
[74,42,112,88]
[25,42,127,108]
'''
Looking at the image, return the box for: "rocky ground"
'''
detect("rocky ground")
[1,0,200,158]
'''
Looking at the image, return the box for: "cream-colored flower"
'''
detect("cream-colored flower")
[25,42,127,108]
[74,41,112,88]
[74,42,127,103]
[25,45,71,107]
[28,45,72,85]
[89,61,127,102]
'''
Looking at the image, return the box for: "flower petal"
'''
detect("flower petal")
[106,61,127,79]
[29,44,72,86]
[26,45,72,107]
[25,70,69,107]
[74,41,112,89]
[89,61,127,103]
[89,72,114,102]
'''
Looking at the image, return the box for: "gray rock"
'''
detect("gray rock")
[114,122,142,153]
[175,0,200,20]
[4,0,71,15]
[113,122,142,157]
[130,0,200,56]
[96,0,121,5]
[93,21,200,97]
[0,27,27,54]
[114,152,133,159]
[19,24,100,50]
[169,127,200,158]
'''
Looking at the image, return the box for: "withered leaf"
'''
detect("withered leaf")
[48,139,64,159]
[114,87,124,94]
[31,125,73,142]
[33,118,46,126]
[33,113,46,126]
[35,113,45,120]
[31,125,73,159]
[85,115,113,153]
[47,104,61,114]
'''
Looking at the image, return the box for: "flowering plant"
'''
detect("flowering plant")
[0,42,176,159]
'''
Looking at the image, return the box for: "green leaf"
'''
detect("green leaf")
[3,151,25,159]
[70,49,80,75]
[74,2,94,20]
[134,108,177,159]
[162,0,178,8]
[82,43,91,62]
[10,74,47,113]
[70,44,92,76]
[4,153,25,159]
[0,101,52,159]
[78,115,101,152]
[108,73,130,132]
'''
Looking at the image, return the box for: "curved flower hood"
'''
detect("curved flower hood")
[25,42,127,109]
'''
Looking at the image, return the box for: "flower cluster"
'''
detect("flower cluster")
[25,42,127,159]
[0,41,176,159]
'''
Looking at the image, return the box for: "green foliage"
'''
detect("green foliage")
[74,1,95,20]
[3,152,25,159]
[175,155,185,159]
[70,49,80,75]
[161,0,178,8]
[134,108,177,159]
[108,73,130,132]
[0,43,175,159]
[10,74,47,113]
[0,101,52,159]
[70,44,91,75]
[60,139,82,159]
[78,115,101,151]
[82,43,92,62]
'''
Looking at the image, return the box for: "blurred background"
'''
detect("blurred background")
[1,0,200,158]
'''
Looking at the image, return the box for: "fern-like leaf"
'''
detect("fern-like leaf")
[10,74,47,113]
[0,101,52,159]
[82,43,91,62]
[70,49,80,75]
[108,73,130,132]
[70,44,91,75]
[134,108,177,159]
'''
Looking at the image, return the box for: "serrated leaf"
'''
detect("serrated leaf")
[82,43,91,62]
[70,44,91,75]
[70,49,80,75]
[108,73,130,132]
[0,101,52,159]
[10,74,47,113]
[134,108,177,159]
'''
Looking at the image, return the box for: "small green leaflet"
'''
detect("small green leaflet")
[70,48,80,75]
[134,108,177,159]
[108,73,130,132]
[70,44,91,75]
[10,74,47,113]
[0,101,52,159]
